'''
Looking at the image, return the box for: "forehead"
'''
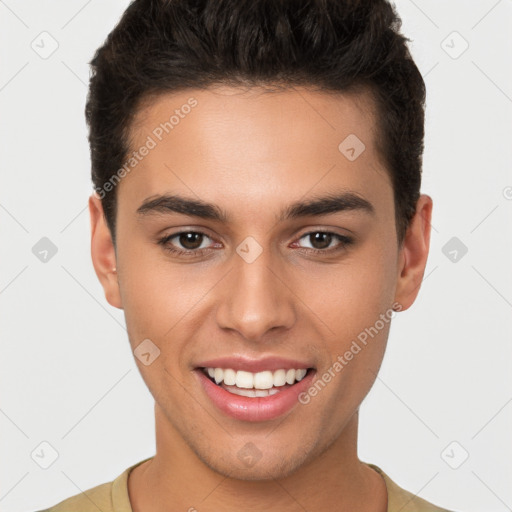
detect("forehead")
[118,85,392,222]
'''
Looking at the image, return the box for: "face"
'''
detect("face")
[90,85,431,481]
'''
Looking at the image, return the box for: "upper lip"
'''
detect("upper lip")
[195,356,315,373]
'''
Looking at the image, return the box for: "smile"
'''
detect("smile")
[203,366,309,395]
[195,366,316,421]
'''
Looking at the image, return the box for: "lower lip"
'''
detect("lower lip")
[194,368,316,422]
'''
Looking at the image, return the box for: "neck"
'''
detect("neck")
[128,404,387,512]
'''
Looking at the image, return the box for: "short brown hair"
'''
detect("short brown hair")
[86,0,426,247]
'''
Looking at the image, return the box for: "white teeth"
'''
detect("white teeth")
[223,368,237,386]
[203,367,310,389]
[285,368,296,385]
[272,369,286,387]
[295,368,307,380]
[235,370,254,389]
[224,386,281,397]
[253,370,273,389]
[214,368,223,385]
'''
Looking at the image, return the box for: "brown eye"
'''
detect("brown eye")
[177,232,205,250]
[307,232,333,250]
[293,231,355,255]
[158,231,215,256]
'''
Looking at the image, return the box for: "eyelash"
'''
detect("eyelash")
[157,230,354,257]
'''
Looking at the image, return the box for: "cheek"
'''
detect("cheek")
[115,233,170,348]
[301,240,397,337]
[116,239,220,368]
[115,228,174,314]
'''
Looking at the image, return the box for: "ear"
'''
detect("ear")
[393,194,433,311]
[89,193,123,309]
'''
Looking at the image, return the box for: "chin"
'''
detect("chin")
[218,462,298,482]
[200,447,309,482]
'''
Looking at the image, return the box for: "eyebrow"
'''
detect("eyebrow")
[136,191,375,222]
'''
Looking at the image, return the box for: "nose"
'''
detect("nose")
[215,244,296,342]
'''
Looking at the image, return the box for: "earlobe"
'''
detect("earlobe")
[393,194,433,311]
[89,193,123,310]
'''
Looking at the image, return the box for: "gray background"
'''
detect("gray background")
[1,1,511,511]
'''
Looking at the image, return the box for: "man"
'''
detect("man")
[39,0,457,510]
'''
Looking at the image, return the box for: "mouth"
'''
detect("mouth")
[194,366,317,422]
[198,366,316,397]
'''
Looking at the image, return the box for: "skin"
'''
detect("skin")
[89,85,432,511]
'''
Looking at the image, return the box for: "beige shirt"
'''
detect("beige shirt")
[38,457,454,512]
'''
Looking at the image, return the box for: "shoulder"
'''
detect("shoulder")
[366,463,457,512]
[33,480,114,512]
[31,456,154,512]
